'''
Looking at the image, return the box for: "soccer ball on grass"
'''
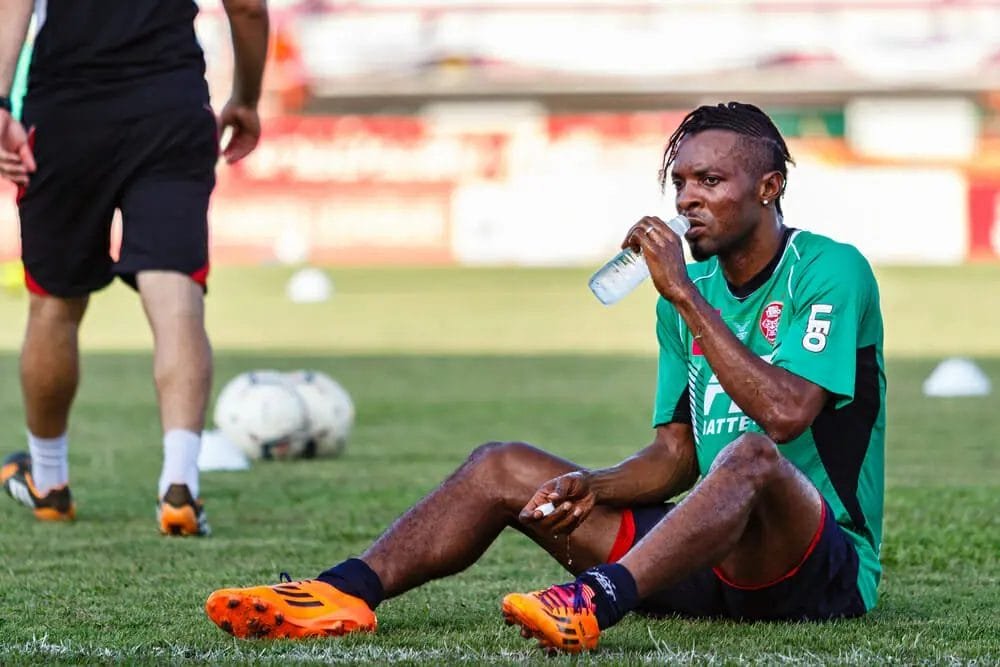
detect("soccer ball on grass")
[285,370,355,458]
[212,371,310,460]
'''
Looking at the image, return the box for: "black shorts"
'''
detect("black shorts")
[17,104,217,297]
[607,500,867,621]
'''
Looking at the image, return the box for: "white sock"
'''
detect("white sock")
[159,429,201,499]
[28,431,69,494]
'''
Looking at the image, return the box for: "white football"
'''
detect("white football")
[285,370,355,458]
[213,370,311,460]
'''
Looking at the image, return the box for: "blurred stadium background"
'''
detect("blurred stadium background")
[4,0,1000,269]
[1,2,998,663]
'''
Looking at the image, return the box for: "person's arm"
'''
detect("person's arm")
[519,424,697,535]
[218,0,269,163]
[670,284,826,443]
[634,217,827,443]
[588,423,698,505]
[520,294,699,534]
[222,0,268,108]
[586,280,699,505]
[587,289,700,505]
[0,0,33,96]
[0,1,36,185]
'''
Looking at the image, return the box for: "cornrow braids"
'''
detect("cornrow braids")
[659,102,795,215]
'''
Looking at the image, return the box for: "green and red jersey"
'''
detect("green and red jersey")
[653,229,886,610]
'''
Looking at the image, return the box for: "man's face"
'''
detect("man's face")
[669,129,761,262]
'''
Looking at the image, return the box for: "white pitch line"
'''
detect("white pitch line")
[0,636,978,666]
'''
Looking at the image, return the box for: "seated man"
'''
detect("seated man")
[204,102,886,654]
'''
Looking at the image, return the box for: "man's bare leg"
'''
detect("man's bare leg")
[21,294,88,438]
[620,432,823,596]
[204,440,630,639]
[19,293,88,494]
[362,441,625,598]
[137,271,211,534]
[498,432,824,654]
[137,270,211,437]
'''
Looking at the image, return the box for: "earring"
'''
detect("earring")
[762,199,769,205]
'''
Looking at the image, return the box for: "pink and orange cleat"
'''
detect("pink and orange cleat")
[501,581,601,654]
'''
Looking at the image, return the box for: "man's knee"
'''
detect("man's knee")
[461,441,553,511]
[27,293,87,327]
[466,440,535,474]
[138,271,206,321]
[710,432,782,490]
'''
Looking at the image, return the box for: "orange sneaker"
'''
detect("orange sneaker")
[157,483,210,537]
[501,581,601,654]
[1,451,75,521]
[205,573,378,639]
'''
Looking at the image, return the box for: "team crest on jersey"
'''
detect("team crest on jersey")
[759,301,783,345]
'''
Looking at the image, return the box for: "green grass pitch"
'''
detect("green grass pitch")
[0,265,997,665]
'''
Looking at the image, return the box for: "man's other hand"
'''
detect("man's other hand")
[519,471,596,535]
[0,111,35,186]
[218,100,261,164]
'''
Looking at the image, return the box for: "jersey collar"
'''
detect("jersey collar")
[725,227,796,300]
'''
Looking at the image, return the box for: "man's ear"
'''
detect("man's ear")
[759,171,784,205]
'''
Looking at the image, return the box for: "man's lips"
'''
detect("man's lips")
[684,218,707,239]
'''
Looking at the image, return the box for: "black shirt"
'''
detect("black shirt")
[24,0,209,122]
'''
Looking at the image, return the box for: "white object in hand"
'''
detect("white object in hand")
[536,502,556,517]
[588,215,691,305]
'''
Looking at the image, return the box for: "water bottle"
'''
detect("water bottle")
[588,215,690,305]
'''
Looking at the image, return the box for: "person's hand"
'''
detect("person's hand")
[218,99,261,164]
[624,215,692,303]
[519,471,596,536]
[0,110,36,186]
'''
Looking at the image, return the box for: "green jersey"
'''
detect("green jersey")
[652,229,886,610]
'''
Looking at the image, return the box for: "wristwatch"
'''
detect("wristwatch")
[0,96,11,112]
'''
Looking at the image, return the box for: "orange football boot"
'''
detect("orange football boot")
[502,581,601,654]
[157,483,210,536]
[1,451,75,521]
[205,574,377,639]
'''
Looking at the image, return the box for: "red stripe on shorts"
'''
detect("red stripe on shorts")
[606,509,636,563]
[712,501,828,591]
[23,267,50,296]
[190,262,210,287]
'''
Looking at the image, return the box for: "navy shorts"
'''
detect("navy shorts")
[17,104,217,297]
[607,500,867,621]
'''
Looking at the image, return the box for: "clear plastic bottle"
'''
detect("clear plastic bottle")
[588,215,690,305]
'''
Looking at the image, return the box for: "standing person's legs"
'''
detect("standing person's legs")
[2,111,120,520]
[205,441,630,639]
[21,295,89,441]
[15,294,89,505]
[136,272,212,435]
[113,104,217,536]
[136,272,212,498]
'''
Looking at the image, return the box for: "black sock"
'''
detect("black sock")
[316,558,385,610]
[577,563,639,630]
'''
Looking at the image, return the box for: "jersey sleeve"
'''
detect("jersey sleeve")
[652,297,691,427]
[772,244,875,409]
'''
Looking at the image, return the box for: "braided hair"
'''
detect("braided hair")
[659,102,794,215]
